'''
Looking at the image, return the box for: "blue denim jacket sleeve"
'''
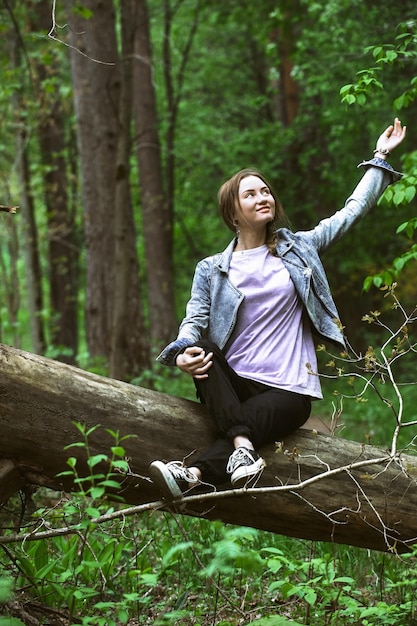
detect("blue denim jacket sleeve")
[156,336,196,366]
[358,157,402,183]
[306,158,402,253]
[156,258,213,365]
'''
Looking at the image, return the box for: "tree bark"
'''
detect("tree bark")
[270,1,300,127]
[133,0,177,349]
[8,27,46,355]
[0,214,20,348]
[0,344,416,553]
[109,0,150,380]
[65,0,120,358]
[65,0,150,375]
[32,1,79,364]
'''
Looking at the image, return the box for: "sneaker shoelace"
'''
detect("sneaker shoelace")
[166,461,198,483]
[226,448,254,474]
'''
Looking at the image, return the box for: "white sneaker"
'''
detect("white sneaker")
[226,447,265,486]
[149,460,199,500]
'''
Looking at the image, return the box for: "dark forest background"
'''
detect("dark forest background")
[0,0,416,385]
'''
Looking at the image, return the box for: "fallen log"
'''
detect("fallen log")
[0,343,416,553]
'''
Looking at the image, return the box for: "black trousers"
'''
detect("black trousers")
[190,340,311,485]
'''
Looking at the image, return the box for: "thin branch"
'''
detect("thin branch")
[0,452,397,545]
[47,0,116,66]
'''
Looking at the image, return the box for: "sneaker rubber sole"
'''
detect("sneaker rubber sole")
[231,457,265,487]
[149,460,184,500]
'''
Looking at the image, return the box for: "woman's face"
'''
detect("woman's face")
[236,175,276,232]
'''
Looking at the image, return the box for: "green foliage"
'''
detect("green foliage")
[201,527,264,578]
[57,422,131,503]
[363,149,417,291]
[3,489,417,624]
[250,618,304,626]
[0,577,25,624]
[338,19,417,293]
[340,23,417,108]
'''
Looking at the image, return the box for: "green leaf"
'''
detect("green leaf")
[94,601,117,610]
[362,276,373,292]
[304,588,317,605]
[117,608,129,624]
[343,94,356,105]
[85,424,101,437]
[56,470,75,477]
[396,221,409,234]
[64,441,85,449]
[139,573,159,587]
[405,186,416,203]
[162,542,194,569]
[89,487,105,500]
[87,453,108,468]
[393,189,405,205]
[250,612,305,625]
[110,446,125,457]
[0,578,13,603]
[73,587,99,600]
[112,459,129,471]
[98,479,121,489]
[339,84,353,96]
[393,257,406,271]
[356,93,367,106]
[386,50,398,62]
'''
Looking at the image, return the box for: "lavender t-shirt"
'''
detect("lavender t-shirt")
[224,244,322,399]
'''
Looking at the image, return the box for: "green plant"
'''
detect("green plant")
[1,424,155,625]
[57,422,131,503]
[340,23,417,108]
[0,576,25,625]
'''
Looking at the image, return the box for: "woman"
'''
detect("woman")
[150,118,406,499]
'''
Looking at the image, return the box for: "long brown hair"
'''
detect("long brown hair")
[218,168,288,253]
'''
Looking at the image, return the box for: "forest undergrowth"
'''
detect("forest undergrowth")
[1,373,417,626]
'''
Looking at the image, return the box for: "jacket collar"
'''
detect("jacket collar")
[276,229,295,256]
[216,238,237,273]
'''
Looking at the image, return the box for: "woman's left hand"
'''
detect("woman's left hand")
[375,117,407,156]
[176,346,213,379]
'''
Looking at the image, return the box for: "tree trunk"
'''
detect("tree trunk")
[133,0,177,350]
[162,0,202,219]
[109,0,150,380]
[0,343,416,554]
[8,29,46,355]
[270,1,300,127]
[65,0,120,358]
[32,2,79,364]
[0,214,20,348]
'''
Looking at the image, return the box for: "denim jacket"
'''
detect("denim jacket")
[157,159,401,366]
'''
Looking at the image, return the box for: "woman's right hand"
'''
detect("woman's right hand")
[374,117,407,157]
[176,346,213,379]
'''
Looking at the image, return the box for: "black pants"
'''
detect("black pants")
[191,340,311,485]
